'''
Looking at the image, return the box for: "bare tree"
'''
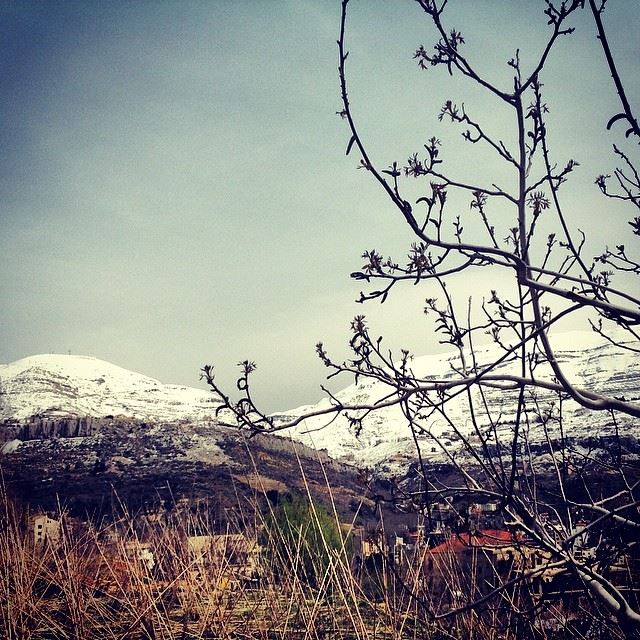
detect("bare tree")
[204,1,640,636]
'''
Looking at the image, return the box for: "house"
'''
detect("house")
[186,533,261,584]
[33,515,62,547]
[421,529,545,608]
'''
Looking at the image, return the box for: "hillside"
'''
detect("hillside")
[0,355,372,519]
[280,330,640,474]
[0,354,218,423]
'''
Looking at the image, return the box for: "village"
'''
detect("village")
[28,495,638,626]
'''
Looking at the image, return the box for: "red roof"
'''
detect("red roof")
[429,530,516,554]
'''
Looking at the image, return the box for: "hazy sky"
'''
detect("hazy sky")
[1,1,638,411]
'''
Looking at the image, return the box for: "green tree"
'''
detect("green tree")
[263,495,347,588]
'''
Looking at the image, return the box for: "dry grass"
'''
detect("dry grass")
[0,451,623,640]
[0,490,404,639]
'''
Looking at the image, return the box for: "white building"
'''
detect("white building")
[33,515,61,547]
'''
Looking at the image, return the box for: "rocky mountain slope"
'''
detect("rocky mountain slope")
[280,330,640,474]
[0,354,218,423]
[1,415,372,520]
[0,355,372,518]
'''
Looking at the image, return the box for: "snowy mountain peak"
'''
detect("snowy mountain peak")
[4,353,162,385]
[0,354,219,423]
[282,329,640,473]
[2,329,638,475]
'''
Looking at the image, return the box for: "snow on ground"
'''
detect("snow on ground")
[280,329,640,473]
[0,354,219,423]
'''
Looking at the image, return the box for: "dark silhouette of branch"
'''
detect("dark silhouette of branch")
[203,1,640,633]
[588,0,640,140]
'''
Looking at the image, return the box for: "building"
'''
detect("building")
[33,515,62,547]
[420,529,544,608]
[186,532,261,584]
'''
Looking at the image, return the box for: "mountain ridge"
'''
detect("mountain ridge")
[2,329,639,476]
[280,329,640,473]
[0,353,218,423]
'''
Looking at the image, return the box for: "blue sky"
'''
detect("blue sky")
[1,1,638,411]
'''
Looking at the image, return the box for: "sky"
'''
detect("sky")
[1,1,638,412]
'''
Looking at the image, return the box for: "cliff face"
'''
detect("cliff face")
[1,416,102,443]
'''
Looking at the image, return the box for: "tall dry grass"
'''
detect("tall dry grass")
[0,489,399,638]
[0,446,621,639]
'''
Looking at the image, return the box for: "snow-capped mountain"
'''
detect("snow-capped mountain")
[2,329,638,476]
[0,355,370,518]
[0,354,219,423]
[281,330,640,473]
